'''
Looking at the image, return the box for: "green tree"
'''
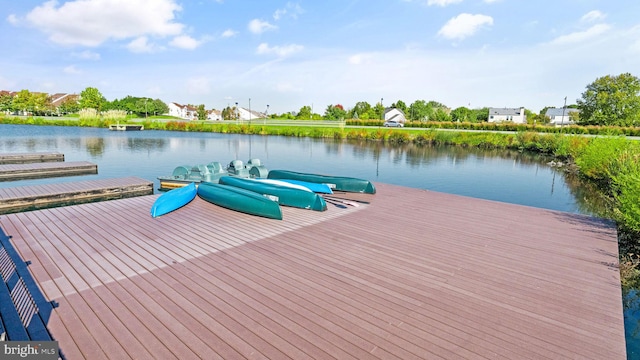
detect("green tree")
[372,102,385,120]
[473,107,489,122]
[196,104,207,120]
[408,100,430,121]
[58,97,80,114]
[451,107,471,122]
[0,93,12,112]
[78,87,107,111]
[323,104,347,120]
[11,90,33,114]
[296,105,312,120]
[349,101,372,120]
[577,73,640,126]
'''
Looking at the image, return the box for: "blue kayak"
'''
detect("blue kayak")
[150,182,197,217]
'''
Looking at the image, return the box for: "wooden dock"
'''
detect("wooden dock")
[0,183,626,359]
[0,161,97,181]
[0,152,65,164]
[0,177,153,215]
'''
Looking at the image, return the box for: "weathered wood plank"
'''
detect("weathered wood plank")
[0,152,64,164]
[0,161,97,181]
[0,177,153,214]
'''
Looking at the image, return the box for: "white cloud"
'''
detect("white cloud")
[169,35,201,50]
[256,43,303,57]
[72,50,100,60]
[549,24,611,45]
[428,0,463,6]
[581,10,606,23]
[63,65,82,74]
[438,13,494,40]
[126,36,157,53]
[7,14,19,25]
[24,0,184,46]
[348,54,372,65]
[248,19,277,34]
[273,2,304,21]
[221,29,237,38]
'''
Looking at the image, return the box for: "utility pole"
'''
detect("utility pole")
[561,96,567,131]
[249,98,251,125]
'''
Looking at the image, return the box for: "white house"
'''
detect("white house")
[545,107,579,127]
[488,107,527,124]
[168,102,197,120]
[236,107,267,121]
[207,109,222,121]
[383,108,407,123]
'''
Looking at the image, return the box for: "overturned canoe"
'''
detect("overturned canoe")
[197,182,283,220]
[219,176,327,211]
[151,182,197,218]
[267,170,376,194]
[257,178,334,194]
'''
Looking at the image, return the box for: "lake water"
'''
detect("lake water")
[1,124,634,355]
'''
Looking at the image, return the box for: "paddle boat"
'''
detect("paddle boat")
[267,170,376,194]
[197,182,283,220]
[219,176,327,211]
[158,158,268,190]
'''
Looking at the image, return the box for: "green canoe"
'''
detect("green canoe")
[197,182,283,220]
[267,170,376,194]
[219,176,327,211]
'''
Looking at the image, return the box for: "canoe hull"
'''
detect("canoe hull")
[263,179,334,194]
[197,182,283,220]
[267,170,376,194]
[151,182,197,217]
[219,176,327,211]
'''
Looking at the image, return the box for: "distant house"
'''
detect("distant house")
[384,108,407,123]
[207,109,222,121]
[236,107,266,121]
[168,102,197,120]
[545,107,579,127]
[488,107,526,124]
[49,93,79,115]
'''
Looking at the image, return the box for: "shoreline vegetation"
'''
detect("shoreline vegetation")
[2,115,639,287]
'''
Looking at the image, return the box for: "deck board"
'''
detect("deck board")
[0,161,97,181]
[0,183,626,359]
[0,177,153,214]
[0,152,64,164]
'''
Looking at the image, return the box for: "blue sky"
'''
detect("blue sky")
[1,0,639,115]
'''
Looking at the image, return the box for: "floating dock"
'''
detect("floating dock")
[0,161,97,181]
[0,152,65,164]
[0,183,626,359]
[0,177,153,214]
[108,124,144,131]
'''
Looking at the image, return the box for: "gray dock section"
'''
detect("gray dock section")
[0,152,65,164]
[0,161,97,181]
[0,177,153,214]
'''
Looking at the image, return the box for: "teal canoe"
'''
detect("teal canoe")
[197,182,283,220]
[151,182,197,217]
[267,170,376,194]
[256,178,334,194]
[219,176,327,211]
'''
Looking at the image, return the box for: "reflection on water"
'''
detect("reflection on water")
[0,124,602,216]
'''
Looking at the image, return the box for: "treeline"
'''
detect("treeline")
[0,87,169,118]
[2,72,638,127]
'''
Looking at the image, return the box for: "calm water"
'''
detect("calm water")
[2,124,635,355]
[0,124,592,214]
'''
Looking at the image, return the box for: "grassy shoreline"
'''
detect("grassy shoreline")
[3,115,640,286]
